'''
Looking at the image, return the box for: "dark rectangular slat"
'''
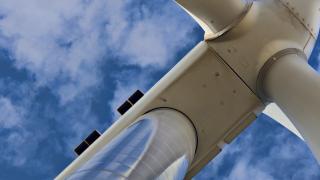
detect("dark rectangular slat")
[128,90,144,105]
[117,101,132,115]
[74,141,89,156]
[85,130,101,145]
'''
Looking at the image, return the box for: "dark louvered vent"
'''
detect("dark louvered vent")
[85,130,101,145]
[74,130,101,156]
[74,141,89,156]
[128,90,144,104]
[117,101,132,115]
[117,90,144,115]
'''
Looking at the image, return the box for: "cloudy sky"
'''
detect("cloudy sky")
[0,0,319,179]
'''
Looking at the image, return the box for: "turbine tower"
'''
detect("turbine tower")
[56,0,320,179]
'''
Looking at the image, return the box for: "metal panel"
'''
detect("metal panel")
[280,0,320,38]
[207,0,311,91]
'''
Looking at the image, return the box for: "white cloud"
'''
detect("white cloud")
[0,97,23,128]
[0,0,196,104]
[2,130,38,167]
[117,4,195,68]
[0,0,103,105]
[226,159,275,180]
[0,91,41,167]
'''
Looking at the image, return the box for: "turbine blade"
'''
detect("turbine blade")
[263,103,304,140]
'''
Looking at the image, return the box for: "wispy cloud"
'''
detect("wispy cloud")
[0,0,107,105]
[0,0,196,105]
[0,97,23,129]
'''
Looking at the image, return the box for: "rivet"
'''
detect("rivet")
[160,98,167,102]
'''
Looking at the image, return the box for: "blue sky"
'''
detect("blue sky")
[0,0,319,179]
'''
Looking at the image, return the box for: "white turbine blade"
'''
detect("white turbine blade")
[263,103,304,140]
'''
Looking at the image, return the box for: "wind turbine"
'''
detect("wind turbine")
[56,0,320,179]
